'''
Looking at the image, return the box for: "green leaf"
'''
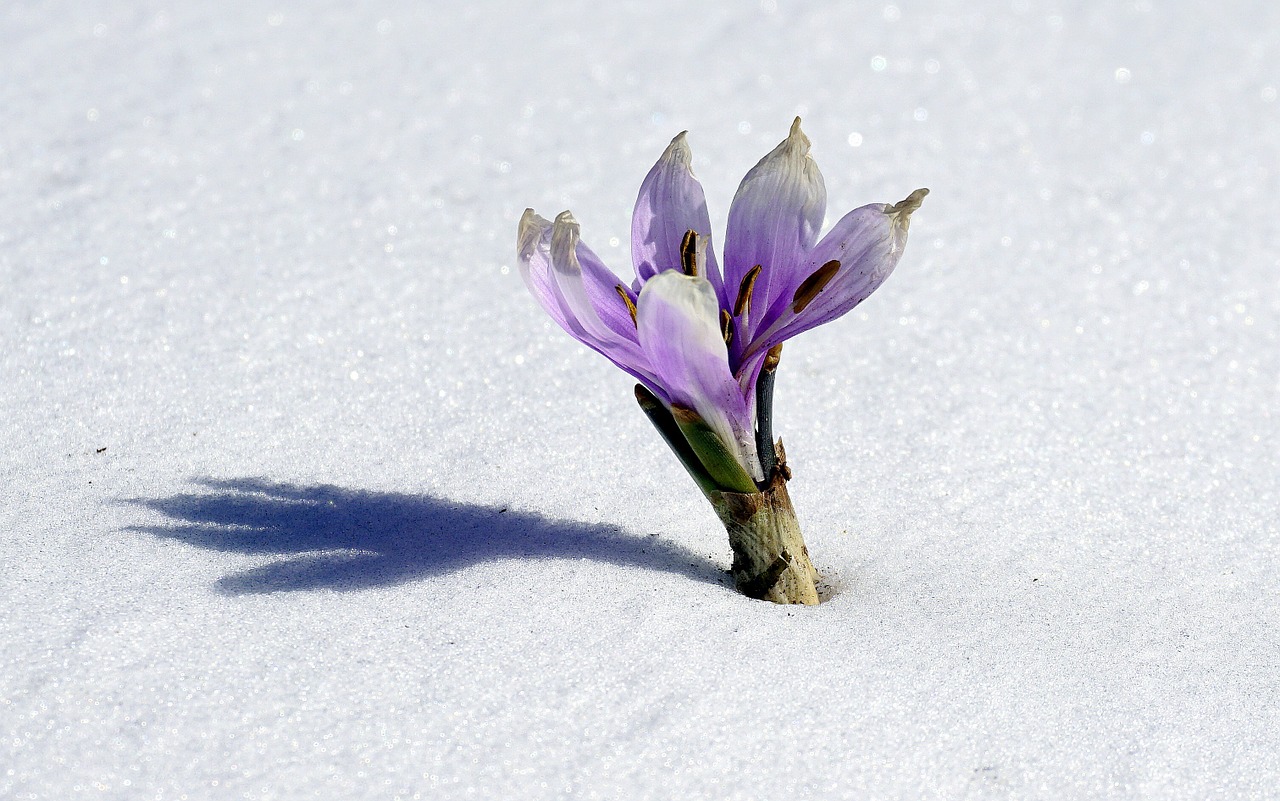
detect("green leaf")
[633,385,719,497]
[670,405,758,494]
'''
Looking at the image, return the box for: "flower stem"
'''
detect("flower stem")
[754,344,784,486]
[708,468,819,604]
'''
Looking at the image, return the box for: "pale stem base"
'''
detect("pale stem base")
[709,473,820,605]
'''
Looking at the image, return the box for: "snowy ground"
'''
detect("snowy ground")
[3,1,1279,798]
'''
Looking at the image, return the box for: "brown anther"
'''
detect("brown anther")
[615,284,637,326]
[733,264,762,317]
[720,309,733,345]
[763,343,783,373]
[791,259,841,314]
[680,229,699,277]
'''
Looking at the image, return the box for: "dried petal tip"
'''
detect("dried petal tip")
[886,188,929,231]
[784,116,811,153]
[662,131,694,166]
[550,211,581,273]
[517,208,549,260]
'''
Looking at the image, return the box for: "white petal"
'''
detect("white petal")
[636,271,762,480]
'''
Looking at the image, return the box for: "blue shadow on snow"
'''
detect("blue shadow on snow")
[128,478,727,595]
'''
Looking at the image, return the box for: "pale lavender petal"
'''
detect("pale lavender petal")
[517,209,578,334]
[630,132,724,296]
[723,118,826,341]
[747,189,926,357]
[575,237,642,341]
[548,211,638,345]
[636,271,762,480]
[518,208,662,390]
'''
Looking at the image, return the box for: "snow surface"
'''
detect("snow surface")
[3,1,1279,798]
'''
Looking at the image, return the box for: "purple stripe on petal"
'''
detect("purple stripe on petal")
[636,271,762,481]
[724,118,826,344]
[631,132,724,297]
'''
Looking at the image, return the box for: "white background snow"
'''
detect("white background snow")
[3,1,1278,798]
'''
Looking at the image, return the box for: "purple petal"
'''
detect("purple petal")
[517,209,577,334]
[518,208,662,390]
[630,132,724,297]
[723,118,826,343]
[572,237,644,342]
[748,189,927,356]
[546,212,636,343]
[635,271,762,480]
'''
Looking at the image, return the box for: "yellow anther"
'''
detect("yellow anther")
[615,284,638,326]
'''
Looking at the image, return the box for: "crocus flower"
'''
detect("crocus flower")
[518,119,925,604]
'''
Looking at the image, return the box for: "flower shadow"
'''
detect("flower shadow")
[127,478,728,595]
